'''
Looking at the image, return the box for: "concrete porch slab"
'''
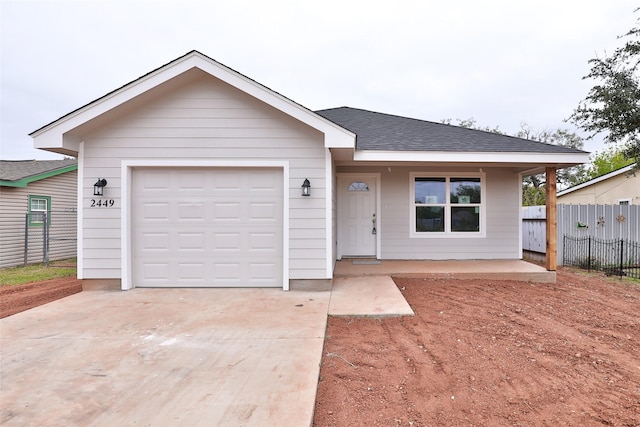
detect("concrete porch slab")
[329,276,414,317]
[334,259,556,283]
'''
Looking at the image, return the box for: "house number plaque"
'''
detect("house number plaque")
[90,199,115,208]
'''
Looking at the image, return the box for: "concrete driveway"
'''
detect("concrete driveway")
[0,288,331,426]
[1,276,413,426]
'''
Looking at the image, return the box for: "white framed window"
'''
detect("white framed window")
[618,198,631,205]
[28,195,51,226]
[410,172,485,237]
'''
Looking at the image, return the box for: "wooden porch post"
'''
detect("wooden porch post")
[545,167,557,271]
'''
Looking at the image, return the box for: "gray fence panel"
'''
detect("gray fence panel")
[522,204,639,265]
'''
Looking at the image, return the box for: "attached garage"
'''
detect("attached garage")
[131,166,284,288]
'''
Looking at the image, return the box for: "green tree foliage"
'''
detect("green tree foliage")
[569,15,640,171]
[441,118,505,134]
[584,144,634,180]
[515,124,587,193]
[522,184,546,207]
[442,118,586,205]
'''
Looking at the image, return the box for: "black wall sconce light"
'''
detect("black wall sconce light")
[93,178,108,196]
[301,178,311,196]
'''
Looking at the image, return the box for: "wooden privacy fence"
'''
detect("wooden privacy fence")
[522,204,640,265]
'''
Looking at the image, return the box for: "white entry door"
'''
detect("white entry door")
[338,175,377,257]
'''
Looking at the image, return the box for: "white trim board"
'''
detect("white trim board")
[336,173,381,260]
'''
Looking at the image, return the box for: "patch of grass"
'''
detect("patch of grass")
[0,260,77,286]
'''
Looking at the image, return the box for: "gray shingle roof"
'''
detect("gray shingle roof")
[316,107,586,154]
[0,159,77,182]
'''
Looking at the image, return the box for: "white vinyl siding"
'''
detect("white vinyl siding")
[79,69,328,281]
[337,166,520,260]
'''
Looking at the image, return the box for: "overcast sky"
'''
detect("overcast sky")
[1,0,637,160]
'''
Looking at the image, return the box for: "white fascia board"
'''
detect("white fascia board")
[353,150,590,165]
[32,58,199,148]
[32,52,355,151]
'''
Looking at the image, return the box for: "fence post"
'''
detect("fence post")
[24,214,29,267]
[43,212,49,265]
[587,236,591,273]
[619,239,625,278]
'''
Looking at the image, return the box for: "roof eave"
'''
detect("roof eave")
[353,150,590,166]
[0,163,78,188]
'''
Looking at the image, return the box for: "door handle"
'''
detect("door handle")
[372,213,377,235]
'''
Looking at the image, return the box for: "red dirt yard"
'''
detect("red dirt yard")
[314,269,640,426]
[0,278,82,319]
[1,269,638,425]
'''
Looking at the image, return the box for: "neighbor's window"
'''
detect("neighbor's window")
[618,199,631,205]
[411,174,484,236]
[29,195,51,226]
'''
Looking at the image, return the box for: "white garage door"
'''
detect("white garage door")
[132,167,283,287]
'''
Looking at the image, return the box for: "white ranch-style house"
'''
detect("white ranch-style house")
[31,51,589,290]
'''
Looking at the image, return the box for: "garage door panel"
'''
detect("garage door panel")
[177,203,206,221]
[142,232,170,251]
[213,263,242,281]
[249,232,278,252]
[142,202,170,221]
[249,202,278,221]
[212,232,242,251]
[139,171,170,190]
[133,168,283,287]
[212,202,242,221]
[210,170,244,190]
[249,171,279,191]
[250,262,279,280]
[177,171,208,191]
[177,232,206,251]
[178,262,206,279]
[142,263,170,281]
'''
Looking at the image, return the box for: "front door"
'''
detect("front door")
[338,175,377,257]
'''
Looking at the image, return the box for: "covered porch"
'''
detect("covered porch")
[334,259,556,283]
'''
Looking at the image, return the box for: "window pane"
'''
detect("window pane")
[451,207,480,232]
[32,212,45,223]
[415,178,445,204]
[348,181,369,191]
[416,206,445,232]
[450,178,481,204]
[31,199,47,211]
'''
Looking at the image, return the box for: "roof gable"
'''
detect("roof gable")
[0,159,77,187]
[31,51,355,155]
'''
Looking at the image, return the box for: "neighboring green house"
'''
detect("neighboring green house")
[0,159,78,268]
